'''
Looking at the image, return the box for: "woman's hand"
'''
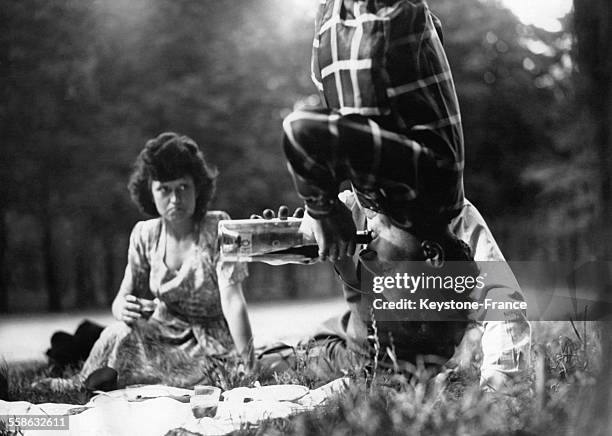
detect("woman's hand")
[112,294,143,325]
[238,345,259,374]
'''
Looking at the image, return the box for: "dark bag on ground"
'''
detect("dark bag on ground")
[46,320,104,371]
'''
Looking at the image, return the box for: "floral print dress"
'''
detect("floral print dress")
[79,211,248,388]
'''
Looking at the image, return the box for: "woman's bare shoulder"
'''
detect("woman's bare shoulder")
[204,210,232,221]
[199,211,232,242]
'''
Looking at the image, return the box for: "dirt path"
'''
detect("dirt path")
[0,298,346,363]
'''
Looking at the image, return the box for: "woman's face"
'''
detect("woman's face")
[151,175,197,223]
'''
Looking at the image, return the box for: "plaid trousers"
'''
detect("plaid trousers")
[282,108,464,229]
[285,0,465,228]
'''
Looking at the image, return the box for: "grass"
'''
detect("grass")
[3,321,605,436]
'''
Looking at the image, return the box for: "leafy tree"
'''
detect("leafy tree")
[0,0,589,310]
[430,0,577,260]
[1,0,101,310]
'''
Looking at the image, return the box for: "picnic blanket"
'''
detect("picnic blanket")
[0,378,349,436]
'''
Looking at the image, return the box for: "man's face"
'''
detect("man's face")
[367,213,422,262]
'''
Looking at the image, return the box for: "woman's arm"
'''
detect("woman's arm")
[111,271,143,324]
[111,221,151,325]
[218,281,255,367]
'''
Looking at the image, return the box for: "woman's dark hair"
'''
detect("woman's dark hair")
[128,132,218,221]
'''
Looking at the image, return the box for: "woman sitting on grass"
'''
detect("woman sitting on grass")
[37,132,253,390]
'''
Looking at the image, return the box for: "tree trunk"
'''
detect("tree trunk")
[283,265,299,299]
[595,112,612,259]
[573,1,612,433]
[42,218,61,312]
[102,230,117,304]
[0,209,8,312]
[74,226,94,309]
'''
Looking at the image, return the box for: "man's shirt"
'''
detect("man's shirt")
[328,192,531,390]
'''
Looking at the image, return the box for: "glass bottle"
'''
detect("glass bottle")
[218,218,370,264]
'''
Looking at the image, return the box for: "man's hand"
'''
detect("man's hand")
[250,205,304,220]
[312,202,356,262]
[248,203,356,261]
